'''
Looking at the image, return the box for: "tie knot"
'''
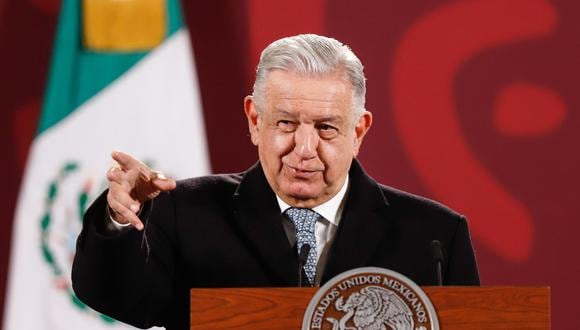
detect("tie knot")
[285,208,319,233]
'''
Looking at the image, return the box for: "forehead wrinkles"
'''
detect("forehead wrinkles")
[275,97,342,111]
[261,70,355,122]
[266,69,350,96]
[268,84,349,108]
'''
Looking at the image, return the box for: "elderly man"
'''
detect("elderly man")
[72,34,479,329]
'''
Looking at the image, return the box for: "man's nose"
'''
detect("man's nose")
[294,125,319,159]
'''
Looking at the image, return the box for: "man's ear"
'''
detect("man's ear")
[244,96,260,146]
[353,110,373,157]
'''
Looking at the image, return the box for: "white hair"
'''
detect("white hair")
[252,34,366,119]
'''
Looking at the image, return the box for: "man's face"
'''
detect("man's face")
[244,70,372,208]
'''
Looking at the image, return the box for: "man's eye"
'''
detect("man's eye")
[317,124,339,138]
[318,124,335,131]
[277,120,296,131]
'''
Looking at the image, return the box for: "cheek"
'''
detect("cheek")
[259,131,294,160]
[330,135,357,156]
[268,132,294,153]
[320,141,355,170]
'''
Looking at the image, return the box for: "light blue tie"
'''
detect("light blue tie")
[285,208,319,286]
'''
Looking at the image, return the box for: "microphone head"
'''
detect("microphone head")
[431,240,444,262]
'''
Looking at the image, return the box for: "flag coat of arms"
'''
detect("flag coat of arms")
[3,0,209,328]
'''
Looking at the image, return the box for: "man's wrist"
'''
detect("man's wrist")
[105,205,135,231]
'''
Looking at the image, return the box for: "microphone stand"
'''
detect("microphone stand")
[431,240,444,286]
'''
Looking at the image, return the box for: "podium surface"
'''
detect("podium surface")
[190,286,549,329]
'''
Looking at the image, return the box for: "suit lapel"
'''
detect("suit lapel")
[322,160,392,283]
[230,160,392,286]
[231,163,299,286]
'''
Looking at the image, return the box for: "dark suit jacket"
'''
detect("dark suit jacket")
[72,160,479,329]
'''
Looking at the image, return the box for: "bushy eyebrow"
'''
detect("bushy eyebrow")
[316,115,343,124]
[272,109,296,118]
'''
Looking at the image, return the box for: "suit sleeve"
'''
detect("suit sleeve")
[445,216,480,285]
[72,190,177,328]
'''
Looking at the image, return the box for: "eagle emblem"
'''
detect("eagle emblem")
[302,267,438,329]
[326,286,414,330]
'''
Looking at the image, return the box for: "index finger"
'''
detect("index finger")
[111,151,141,171]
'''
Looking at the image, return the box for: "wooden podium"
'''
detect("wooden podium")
[190,286,550,329]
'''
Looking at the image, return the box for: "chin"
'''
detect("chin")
[282,185,323,204]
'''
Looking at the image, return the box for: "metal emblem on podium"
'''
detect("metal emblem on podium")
[302,267,439,330]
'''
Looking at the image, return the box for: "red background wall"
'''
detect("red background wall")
[1,0,578,328]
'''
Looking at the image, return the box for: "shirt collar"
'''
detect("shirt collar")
[276,174,349,226]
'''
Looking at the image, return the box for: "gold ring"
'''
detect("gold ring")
[150,170,166,180]
[108,162,121,172]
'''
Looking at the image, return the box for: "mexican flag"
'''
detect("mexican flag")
[3,0,209,329]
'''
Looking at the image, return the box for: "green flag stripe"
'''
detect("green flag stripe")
[38,0,185,135]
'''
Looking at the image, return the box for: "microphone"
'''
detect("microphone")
[431,240,444,286]
[297,244,311,287]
